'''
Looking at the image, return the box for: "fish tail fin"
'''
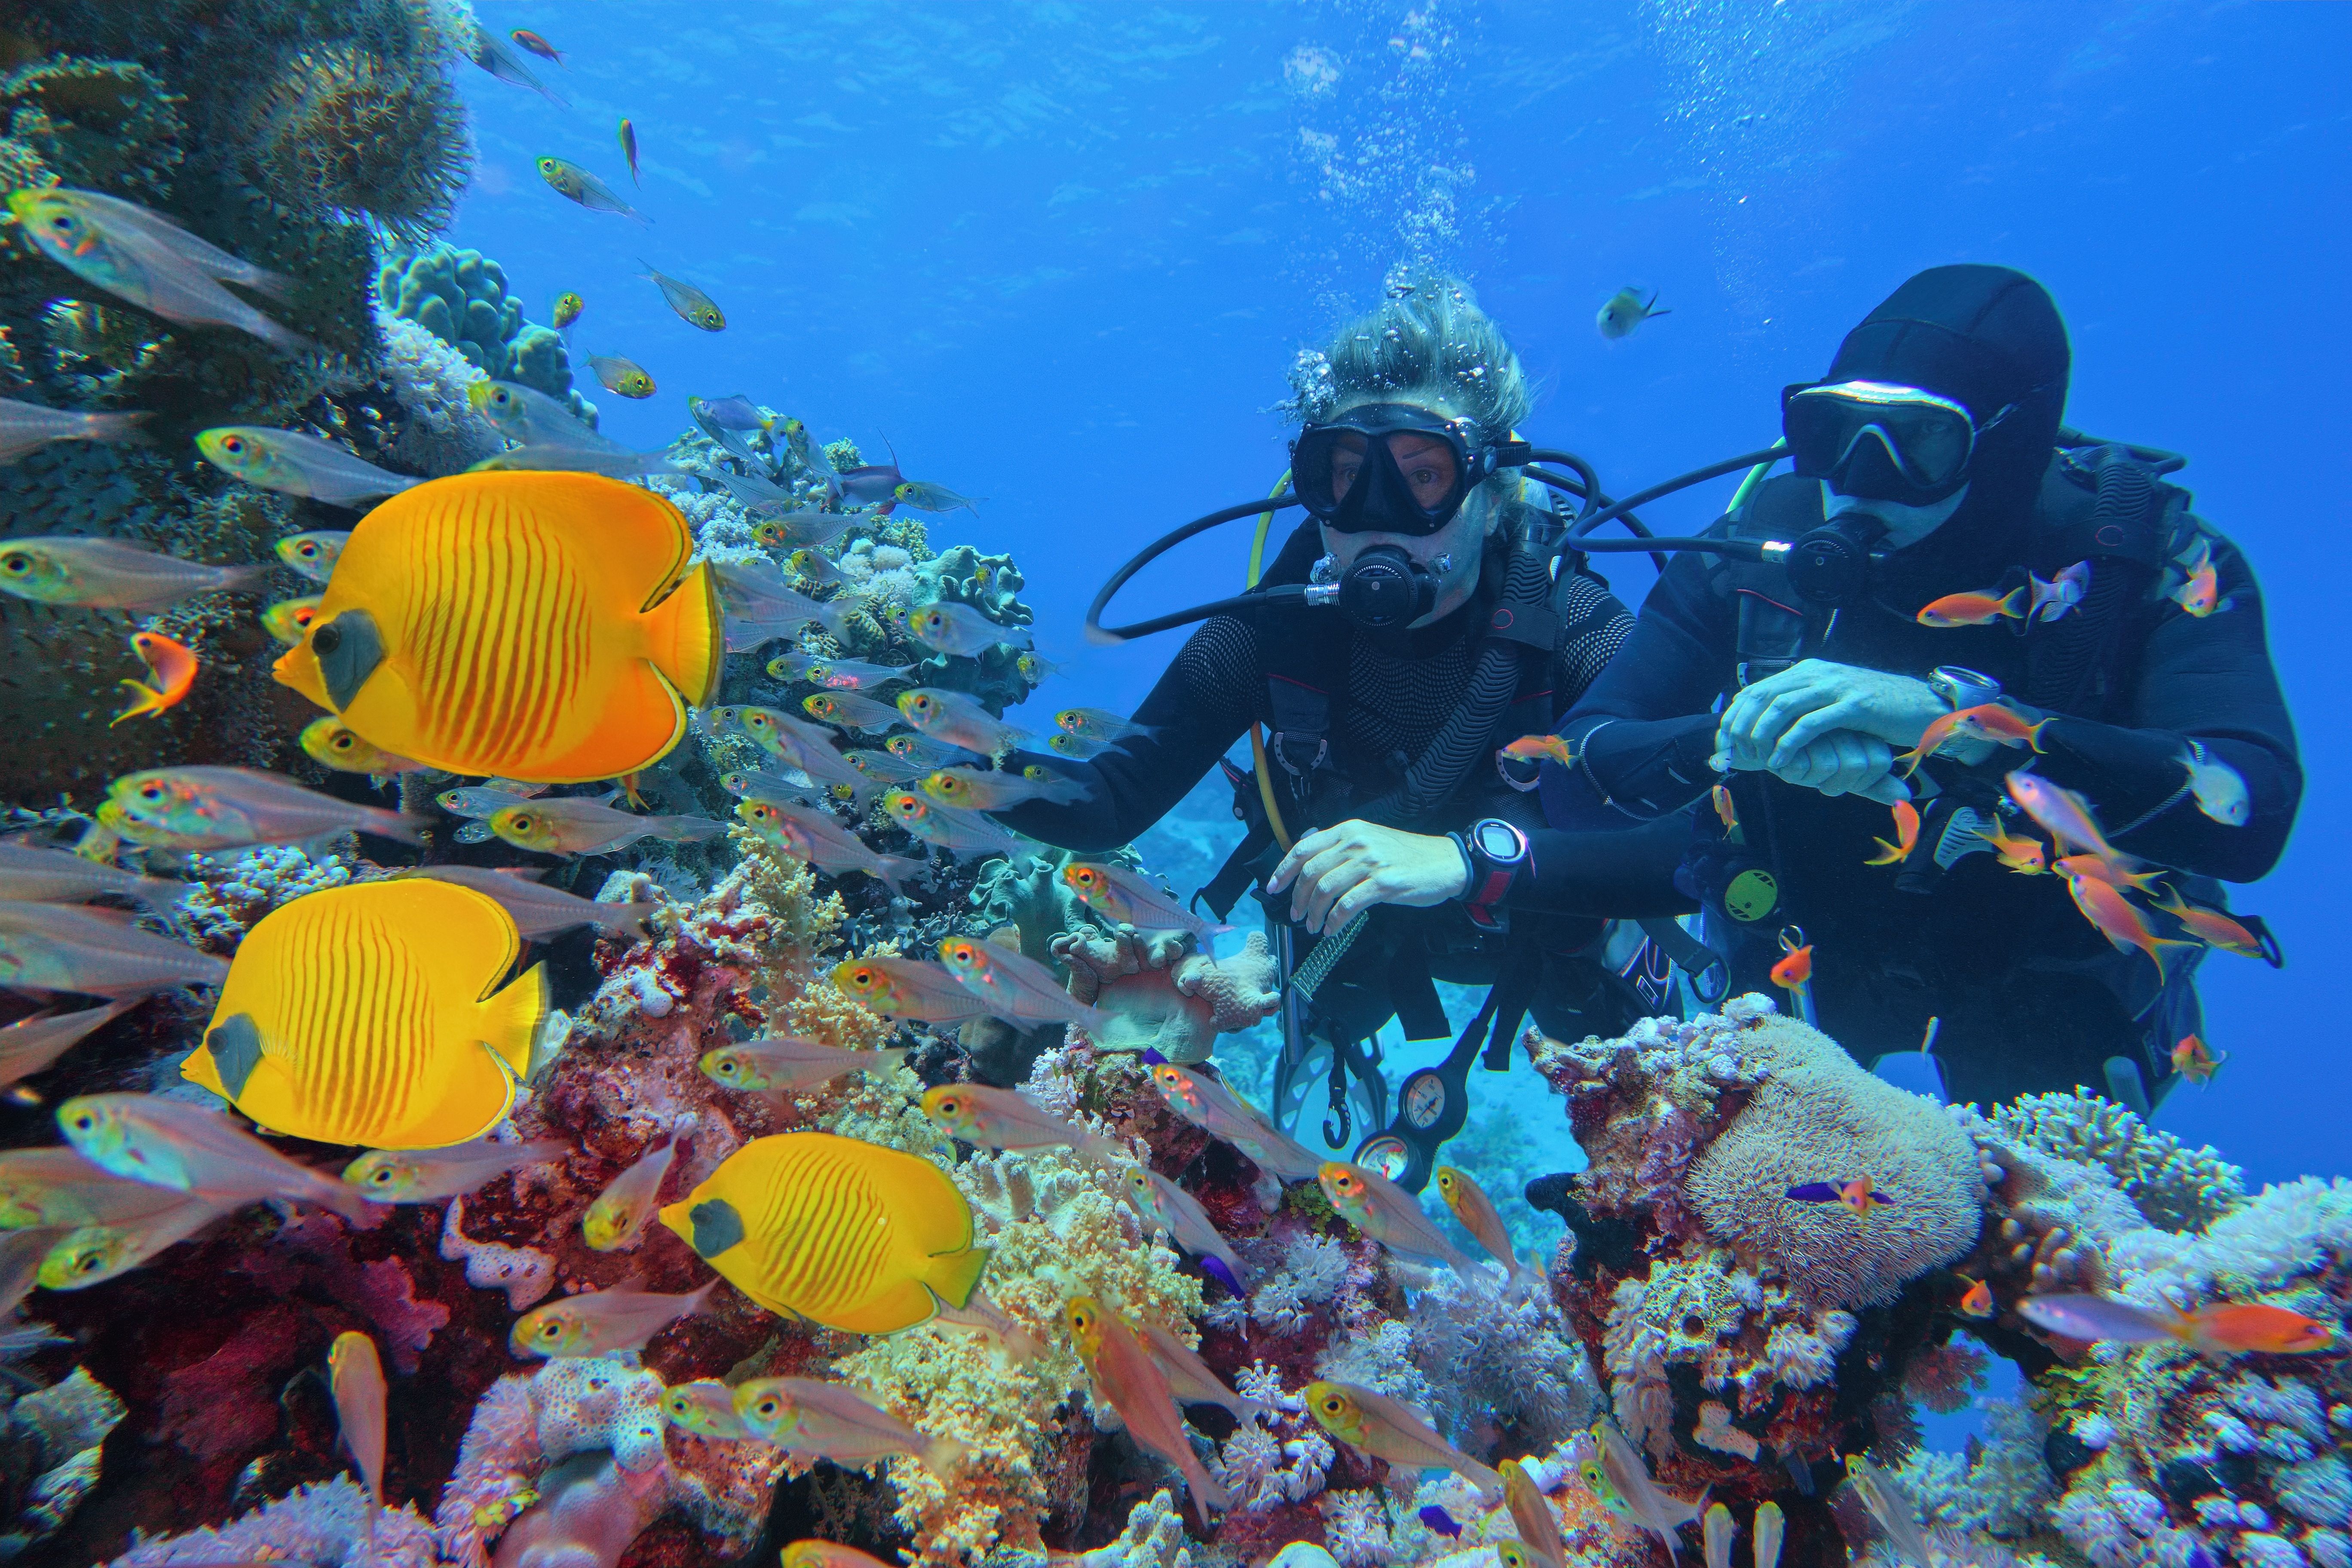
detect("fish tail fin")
[920,1433,971,1475]
[1997,585,2029,619]
[869,1047,910,1075]
[1892,745,1926,780]
[86,411,149,444]
[925,1242,990,1311]
[1863,837,1906,866]
[109,680,166,726]
[355,805,430,845]
[2024,716,2053,752]
[2145,937,2201,985]
[872,856,923,897]
[1461,1459,1505,1505]
[479,961,550,1081]
[643,562,724,707]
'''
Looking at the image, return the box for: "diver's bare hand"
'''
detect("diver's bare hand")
[1717,658,1946,760]
[1265,821,1468,935]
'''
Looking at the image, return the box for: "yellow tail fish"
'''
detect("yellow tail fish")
[273,472,723,784]
[181,881,548,1149]
[658,1132,987,1335]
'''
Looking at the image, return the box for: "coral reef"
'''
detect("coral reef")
[1054,924,1283,1063]
[376,240,585,413]
[1994,1090,2247,1233]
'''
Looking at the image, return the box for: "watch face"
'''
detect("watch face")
[1472,820,1522,860]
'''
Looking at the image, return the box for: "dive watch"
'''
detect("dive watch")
[1452,818,1529,934]
[1928,665,2000,711]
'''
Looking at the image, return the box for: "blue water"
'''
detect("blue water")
[444,2,2349,1188]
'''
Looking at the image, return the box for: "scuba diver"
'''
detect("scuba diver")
[1000,274,1695,1188]
[1547,263,2300,1113]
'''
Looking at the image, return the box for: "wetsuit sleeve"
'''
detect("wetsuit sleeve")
[1546,551,1733,823]
[995,616,1261,852]
[2018,533,2299,882]
[1516,818,1698,916]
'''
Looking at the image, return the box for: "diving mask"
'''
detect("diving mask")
[1291,403,1529,537]
[1783,380,2025,507]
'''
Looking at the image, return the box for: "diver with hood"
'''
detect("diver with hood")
[1549,264,2299,1111]
[1000,274,1696,1187]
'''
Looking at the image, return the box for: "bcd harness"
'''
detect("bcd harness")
[1684,436,2279,1055]
[1193,510,1663,1188]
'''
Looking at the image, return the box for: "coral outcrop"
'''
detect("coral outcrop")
[376,240,585,414]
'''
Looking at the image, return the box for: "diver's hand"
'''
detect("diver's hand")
[1716,659,1947,761]
[1714,727,1911,805]
[1265,821,1468,935]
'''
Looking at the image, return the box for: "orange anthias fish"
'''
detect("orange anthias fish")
[1916,585,2026,628]
[511,28,564,64]
[1957,1275,1994,1317]
[1896,702,2048,777]
[1979,818,2048,875]
[2053,854,2168,895]
[2171,1033,2228,1086]
[110,631,198,725]
[327,1331,386,1519]
[2153,889,2269,959]
[273,472,723,784]
[1710,783,1737,832]
[1770,942,1812,990]
[2172,542,2231,618]
[2021,1292,2333,1357]
[1865,800,1921,866]
[2060,865,2199,983]
[1500,733,1576,767]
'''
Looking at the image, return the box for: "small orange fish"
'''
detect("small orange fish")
[2053,854,2168,895]
[1916,586,2026,628]
[1500,733,1575,767]
[2171,1033,2227,1086]
[1865,800,1921,866]
[2060,865,2198,983]
[1784,1176,1893,1215]
[1896,703,2046,777]
[1770,942,1812,990]
[110,631,198,725]
[2153,889,2268,959]
[2185,1302,2334,1356]
[510,28,564,64]
[1957,1275,1994,1317]
[1711,783,1737,832]
[2172,543,2230,618]
[1979,818,2048,875]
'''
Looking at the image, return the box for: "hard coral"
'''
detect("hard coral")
[1679,1008,1985,1309]
[245,41,469,241]
[1994,1091,2245,1234]
[377,240,584,410]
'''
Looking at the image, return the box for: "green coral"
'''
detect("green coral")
[1992,1090,2245,1232]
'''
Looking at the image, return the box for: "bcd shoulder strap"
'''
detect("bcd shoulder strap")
[2022,442,2192,719]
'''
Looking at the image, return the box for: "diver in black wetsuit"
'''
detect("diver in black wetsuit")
[1548,264,2300,1112]
[999,276,1692,1185]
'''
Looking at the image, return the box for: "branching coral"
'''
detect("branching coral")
[1994,1091,2246,1234]
[106,1476,437,1568]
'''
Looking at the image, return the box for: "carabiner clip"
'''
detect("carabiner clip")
[1322,1054,1352,1149]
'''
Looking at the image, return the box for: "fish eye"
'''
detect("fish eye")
[0,554,27,574]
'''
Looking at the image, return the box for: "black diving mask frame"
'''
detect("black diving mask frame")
[1291,403,1529,537]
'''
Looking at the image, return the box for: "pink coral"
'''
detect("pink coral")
[104,1476,438,1568]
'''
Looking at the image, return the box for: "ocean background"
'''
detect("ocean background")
[438,0,2348,1216]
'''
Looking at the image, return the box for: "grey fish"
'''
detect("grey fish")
[0,396,144,464]
[408,864,661,940]
[695,395,771,431]
[884,791,1026,860]
[783,549,845,588]
[7,188,310,352]
[703,467,792,506]
[435,786,535,820]
[735,799,921,893]
[836,461,903,507]
[748,511,856,550]
[538,158,643,222]
[688,401,765,468]
[468,381,624,451]
[196,427,417,507]
[801,690,900,734]
[584,353,655,398]
[489,796,726,857]
[893,479,980,514]
[103,766,425,852]
[274,530,351,585]
[1596,287,1669,340]
[344,1137,571,1203]
[1844,1453,1932,1568]
[473,23,568,106]
[717,767,823,804]
[908,600,1031,658]
[469,445,677,478]
[0,1000,135,1089]
[0,841,179,912]
[707,706,871,794]
[1595,1421,1708,1564]
[0,903,227,998]
[885,732,985,770]
[640,263,724,330]
[0,537,262,612]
